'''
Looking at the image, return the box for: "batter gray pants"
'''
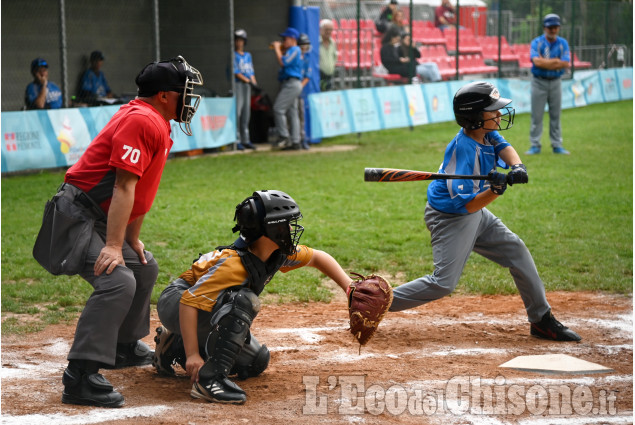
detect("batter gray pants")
[273,78,303,144]
[529,76,563,149]
[390,204,551,323]
[235,81,251,145]
[65,191,158,365]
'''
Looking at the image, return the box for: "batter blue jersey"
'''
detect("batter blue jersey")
[530,34,570,79]
[234,51,255,81]
[427,129,511,214]
[25,81,63,109]
[278,45,303,81]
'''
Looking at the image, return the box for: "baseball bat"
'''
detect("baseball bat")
[364,168,494,182]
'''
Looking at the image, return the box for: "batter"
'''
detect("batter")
[389,81,581,342]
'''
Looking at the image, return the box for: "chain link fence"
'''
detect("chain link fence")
[305,0,632,87]
[1,0,235,112]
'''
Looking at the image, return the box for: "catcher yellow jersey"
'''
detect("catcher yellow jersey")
[179,245,314,312]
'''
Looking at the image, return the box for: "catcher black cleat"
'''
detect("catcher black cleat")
[61,367,125,408]
[191,376,247,404]
[530,311,582,342]
[152,325,186,375]
[104,340,154,369]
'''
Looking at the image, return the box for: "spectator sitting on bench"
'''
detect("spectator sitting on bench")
[380,26,410,80]
[399,32,441,82]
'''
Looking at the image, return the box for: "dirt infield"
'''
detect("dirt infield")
[2,291,632,425]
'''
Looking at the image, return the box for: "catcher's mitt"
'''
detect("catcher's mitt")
[347,273,393,347]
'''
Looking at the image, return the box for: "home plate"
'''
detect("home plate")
[499,354,614,374]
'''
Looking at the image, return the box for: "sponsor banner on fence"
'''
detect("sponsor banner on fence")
[346,88,382,133]
[308,68,631,140]
[1,97,236,173]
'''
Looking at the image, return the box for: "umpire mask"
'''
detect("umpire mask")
[135,55,203,136]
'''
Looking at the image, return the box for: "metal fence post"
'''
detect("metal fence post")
[59,0,68,108]
[153,0,160,61]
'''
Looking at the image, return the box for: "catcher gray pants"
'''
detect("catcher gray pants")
[273,78,302,144]
[157,278,215,345]
[235,81,252,145]
[389,204,551,323]
[157,278,266,368]
[529,76,563,149]
[62,187,158,366]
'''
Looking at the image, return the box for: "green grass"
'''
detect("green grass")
[2,101,632,333]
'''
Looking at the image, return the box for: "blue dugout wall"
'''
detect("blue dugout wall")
[1,68,631,173]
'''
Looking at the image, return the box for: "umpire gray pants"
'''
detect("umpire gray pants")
[235,81,251,145]
[65,190,158,366]
[530,76,563,149]
[389,203,551,323]
[273,78,303,144]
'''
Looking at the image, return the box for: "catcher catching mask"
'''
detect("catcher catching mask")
[135,55,203,136]
[232,190,304,256]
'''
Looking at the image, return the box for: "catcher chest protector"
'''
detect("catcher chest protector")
[199,288,261,380]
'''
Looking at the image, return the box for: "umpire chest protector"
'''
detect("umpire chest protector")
[236,248,287,296]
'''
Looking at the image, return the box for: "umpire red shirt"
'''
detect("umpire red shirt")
[65,99,173,223]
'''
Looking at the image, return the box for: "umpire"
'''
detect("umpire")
[33,56,203,407]
[526,14,571,155]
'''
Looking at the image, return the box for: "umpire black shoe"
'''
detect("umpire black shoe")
[62,367,125,408]
[530,311,582,341]
[104,340,154,369]
[191,375,247,404]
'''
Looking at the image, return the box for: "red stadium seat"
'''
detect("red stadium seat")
[572,52,592,69]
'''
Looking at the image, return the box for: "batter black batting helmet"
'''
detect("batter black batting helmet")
[233,190,304,255]
[135,55,203,136]
[453,81,515,131]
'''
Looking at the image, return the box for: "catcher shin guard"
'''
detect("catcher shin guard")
[193,288,260,404]
[231,333,270,380]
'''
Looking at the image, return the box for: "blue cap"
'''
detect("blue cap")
[279,27,299,40]
[543,14,561,27]
[31,58,48,74]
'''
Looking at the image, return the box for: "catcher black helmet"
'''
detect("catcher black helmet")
[233,190,304,255]
[453,81,515,131]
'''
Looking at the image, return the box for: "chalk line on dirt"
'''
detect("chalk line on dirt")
[1,405,169,425]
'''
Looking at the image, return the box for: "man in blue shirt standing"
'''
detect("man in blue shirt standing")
[25,58,63,110]
[527,14,571,155]
[271,27,304,151]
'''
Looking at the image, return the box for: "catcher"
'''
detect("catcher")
[153,190,389,404]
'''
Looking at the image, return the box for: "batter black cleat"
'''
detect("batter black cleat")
[152,325,186,376]
[62,367,125,408]
[191,376,247,404]
[530,311,582,342]
[104,340,154,369]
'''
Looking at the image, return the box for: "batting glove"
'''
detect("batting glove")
[507,164,528,185]
[488,171,507,195]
